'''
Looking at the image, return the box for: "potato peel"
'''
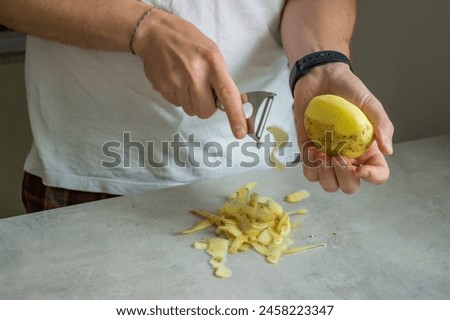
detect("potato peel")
[181,219,214,234]
[266,126,289,171]
[182,183,324,278]
[284,190,310,203]
[204,238,232,278]
[283,243,327,255]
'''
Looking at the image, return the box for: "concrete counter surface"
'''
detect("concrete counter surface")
[1,135,449,299]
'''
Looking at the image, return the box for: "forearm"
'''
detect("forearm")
[0,0,150,51]
[281,0,356,67]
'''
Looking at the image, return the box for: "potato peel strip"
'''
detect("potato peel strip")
[284,190,310,203]
[181,183,325,278]
[266,126,289,171]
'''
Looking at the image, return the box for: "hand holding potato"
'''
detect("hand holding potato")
[293,63,394,194]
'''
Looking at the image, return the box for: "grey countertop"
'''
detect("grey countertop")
[1,134,449,299]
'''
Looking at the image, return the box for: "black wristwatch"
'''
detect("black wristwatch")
[289,50,352,97]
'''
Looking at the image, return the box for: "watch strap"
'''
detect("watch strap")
[289,51,352,97]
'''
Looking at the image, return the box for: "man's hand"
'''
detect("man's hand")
[294,63,394,193]
[280,0,394,193]
[133,9,247,139]
[0,1,247,138]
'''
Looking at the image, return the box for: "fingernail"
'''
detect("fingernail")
[382,136,393,155]
[233,125,246,138]
[386,142,394,155]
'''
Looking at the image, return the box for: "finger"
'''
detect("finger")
[302,146,320,182]
[360,94,394,156]
[355,152,390,185]
[375,121,394,156]
[333,157,360,194]
[160,91,180,107]
[209,55,246,139]
[318,154,339,192]
[190,84,217,119]
[176,87,196,116]
[153,83,180,107]
[182,107,196,117]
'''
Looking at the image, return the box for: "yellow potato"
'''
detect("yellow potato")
[304,94,374,158]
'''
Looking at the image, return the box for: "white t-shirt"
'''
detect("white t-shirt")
[24,0,299,195]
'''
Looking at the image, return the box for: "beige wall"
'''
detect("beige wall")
[353,0,450,142]
[1,0,450,218]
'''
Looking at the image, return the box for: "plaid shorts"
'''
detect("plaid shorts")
[22,171,119,213]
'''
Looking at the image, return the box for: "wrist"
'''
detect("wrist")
[289,50,352,97]
[292,63,353,108]
[290,45,351,65]
[131,6,164,57]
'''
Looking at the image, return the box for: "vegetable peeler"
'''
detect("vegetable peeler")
[215,91,277,148]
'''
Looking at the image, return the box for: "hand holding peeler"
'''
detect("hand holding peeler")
[215,91,276,148]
